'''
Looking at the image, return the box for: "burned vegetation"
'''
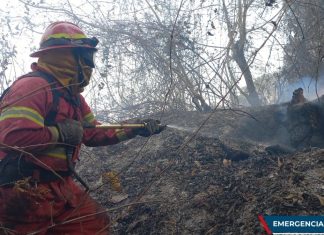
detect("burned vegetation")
[78,89,324,234]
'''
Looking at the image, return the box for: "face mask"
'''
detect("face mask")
[70,48,95,88]
[81,65,93,87]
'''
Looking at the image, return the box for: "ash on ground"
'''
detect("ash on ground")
[78,98,324,235]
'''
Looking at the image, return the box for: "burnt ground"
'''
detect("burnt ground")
[77,103,324,235]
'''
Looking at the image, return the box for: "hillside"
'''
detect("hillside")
[78,101,324,234]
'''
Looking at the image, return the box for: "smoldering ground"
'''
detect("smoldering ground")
[77,99,324,234]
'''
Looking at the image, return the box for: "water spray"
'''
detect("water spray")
[165,124,197,133]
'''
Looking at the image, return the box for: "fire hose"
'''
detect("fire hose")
[82,123,148,129]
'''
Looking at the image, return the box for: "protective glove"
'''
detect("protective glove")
[56,119,83,145]
[132,119,165,137]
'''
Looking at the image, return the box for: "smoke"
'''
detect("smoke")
[278,76,324,103]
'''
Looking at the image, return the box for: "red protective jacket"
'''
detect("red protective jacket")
[0,68,134,171]
[0,66,134,234]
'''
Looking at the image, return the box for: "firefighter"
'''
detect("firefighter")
[0,22,163,235]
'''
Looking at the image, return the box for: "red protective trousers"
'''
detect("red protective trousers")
[0,177,110,235]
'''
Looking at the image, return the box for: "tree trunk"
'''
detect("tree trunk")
[232,42,262,106]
